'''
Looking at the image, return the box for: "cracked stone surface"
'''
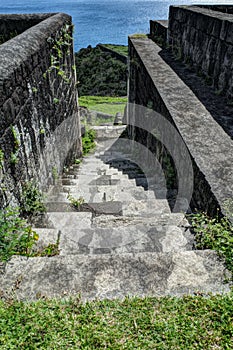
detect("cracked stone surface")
[0,251,230,301]
[0,126,231,300]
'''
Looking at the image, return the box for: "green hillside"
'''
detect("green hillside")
[75,45,127,97]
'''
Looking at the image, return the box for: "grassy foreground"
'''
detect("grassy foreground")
[0,293,232,349]
[79,96,127,115]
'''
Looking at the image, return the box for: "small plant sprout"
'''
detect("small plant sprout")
[0,149,4,168]
[40,128,45,135]
[53,98,59,104]
[52,167,59,182]
[11,125,20,150]
[32,87,38,93]
[10,152,18,165]
[21,181,46,217]
[67,193,85,209]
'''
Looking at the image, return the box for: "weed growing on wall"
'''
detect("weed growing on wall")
[190,209,233,277]
[52,167,59,182]
[0,206,62,262]
[0,149,4,169]
[82,129,96,155]
[75,159,82,165]
[10,152,18,165]
[0,207,39,262]
[9,125,20,166]
[20,182,46,218]
[44,24,73,84]
[11,126,20,150]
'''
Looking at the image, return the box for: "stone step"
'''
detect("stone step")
[62,174,77,180]
[66,166,110,177]
[45,209,188,230]
[37,209,193,254]
[37,210,193,256]
[92,212,190,228]
[61,185,155,203]
[26,134,229,303]
[45,180,149,203]
[57,224,193,256]
[0,251,230,301]
[44,199,179,227]
[61,173,138,187]
[62,159,157,192]
[45,201,122,215]
[45,192,70,203]
[62,175,123,187]
[72,170,159,192]
[122,199,170,217]
[92,125,126,140]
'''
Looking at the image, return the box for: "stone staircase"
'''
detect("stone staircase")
[0,126,230,300]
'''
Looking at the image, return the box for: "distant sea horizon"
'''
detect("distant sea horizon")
[0,0,231,51]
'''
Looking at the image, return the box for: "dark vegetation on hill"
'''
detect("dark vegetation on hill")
[75,44,127,96]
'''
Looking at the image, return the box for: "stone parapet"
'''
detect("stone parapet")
[0,13,81,207]
[128,36,233,216]
[149,20,168,48]
[168,5,233,101]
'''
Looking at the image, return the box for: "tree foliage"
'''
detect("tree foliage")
[75,45,127,96]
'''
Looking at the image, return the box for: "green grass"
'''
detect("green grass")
[102,44,128,56]
[79,95,127,115]
[130,33,148,39]
[0,293,232,349]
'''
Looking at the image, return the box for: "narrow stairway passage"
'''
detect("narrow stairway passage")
[0,126,231,300]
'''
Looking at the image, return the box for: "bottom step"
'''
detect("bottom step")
[0,251,230,301]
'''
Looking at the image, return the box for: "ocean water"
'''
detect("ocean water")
[0,0,231,51]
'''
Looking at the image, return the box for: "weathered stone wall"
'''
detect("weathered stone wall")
[168,5,233,101]
[196,5,233,14]
[0,13,52,40]
[128,36,233,216]
[0,13,81,208]
[149,20,168,48]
